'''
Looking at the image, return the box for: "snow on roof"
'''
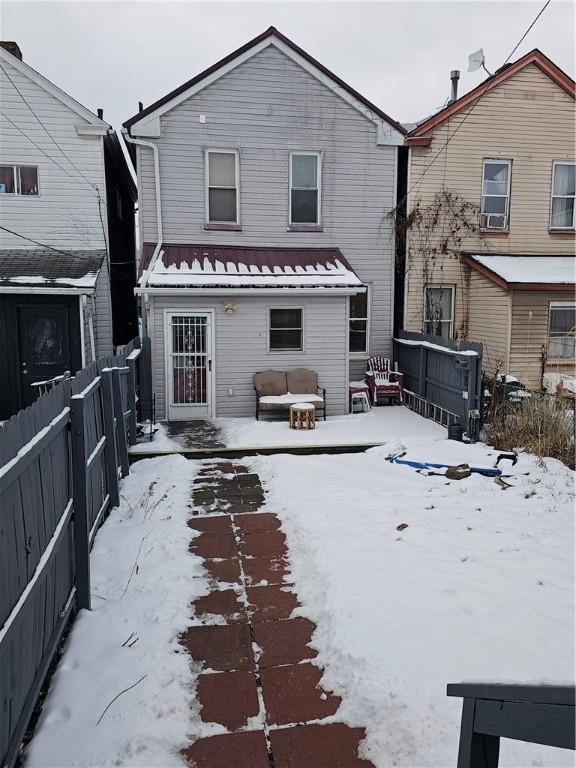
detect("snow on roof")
[468,254,575,286]
[144,244,363,289]
[0,248,105,290]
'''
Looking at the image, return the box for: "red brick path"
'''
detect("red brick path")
[181,462,374,768]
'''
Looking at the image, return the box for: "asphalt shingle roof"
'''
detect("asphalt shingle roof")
[0,248,105,289]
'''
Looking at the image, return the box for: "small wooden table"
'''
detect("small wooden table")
[289,402,316,430]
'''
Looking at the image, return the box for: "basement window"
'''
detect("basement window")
[0,165,39,195]
[548,302,576,359]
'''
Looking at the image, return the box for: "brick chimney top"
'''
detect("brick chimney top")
[0,42,23,60]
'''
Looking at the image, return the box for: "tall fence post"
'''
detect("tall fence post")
[126,357,137,447]
[112,367,129,477]
[70,394,91,610]
[139,336,153,423]
[418,345,428,398]
[101,368,120,508]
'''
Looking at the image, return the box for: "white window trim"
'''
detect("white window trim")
[424,285,455,339]
[480,158,511,229]
[349,286,371,358]
[268,306,305,353]
[288,151,322,226]
[547,300,576,360]
[549,161,576,230]
[0,164,40,197]
[205,149,240,225]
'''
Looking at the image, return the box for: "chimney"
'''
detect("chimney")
[0,41,23,60]
[138,101,144,112]
[97,108,104,119]
[448,70,460,104]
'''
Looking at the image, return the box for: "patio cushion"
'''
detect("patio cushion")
[254,370,288,396]
[286,368,318,395]
[259,393,325,411]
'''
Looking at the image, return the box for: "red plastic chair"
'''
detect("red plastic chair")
[366,356,404,405]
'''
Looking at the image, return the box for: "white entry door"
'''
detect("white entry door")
[165,311,214,420]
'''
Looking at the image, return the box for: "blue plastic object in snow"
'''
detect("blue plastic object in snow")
[386,452,502,477]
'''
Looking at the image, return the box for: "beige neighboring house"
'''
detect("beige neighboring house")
[403,49,575,390]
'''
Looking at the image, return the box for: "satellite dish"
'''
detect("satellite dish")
[468,49,485,73]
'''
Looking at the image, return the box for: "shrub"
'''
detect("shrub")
[487,391,575,470]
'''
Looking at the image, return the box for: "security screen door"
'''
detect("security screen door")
[166,312,213,419]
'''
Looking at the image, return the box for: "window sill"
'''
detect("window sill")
[549,228,575,235]
[204,223,242,232]
[287,224,323,233]
[349,352,369,359]
[480,229,509,236]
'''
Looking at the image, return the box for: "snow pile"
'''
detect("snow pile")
[253,437,575,767]
[25,456,208,767]
[470,254,575,285]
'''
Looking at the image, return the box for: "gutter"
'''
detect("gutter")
[133,286,365,296]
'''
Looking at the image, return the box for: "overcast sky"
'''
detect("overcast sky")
[3,0,575,128]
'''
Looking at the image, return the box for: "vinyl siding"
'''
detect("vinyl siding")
[149,294,348,419]
[0,57,107,250]
[405,63,575,347]
[509,290,575,388]
[467,270,511,375]
[137,44,397,376]
[93,259,113,356]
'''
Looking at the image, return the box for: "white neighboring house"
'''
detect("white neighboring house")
[123,27,405,421]
[0,41,135,419]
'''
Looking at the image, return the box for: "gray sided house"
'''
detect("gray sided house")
[0,42,137,420]
[124,27,405,420]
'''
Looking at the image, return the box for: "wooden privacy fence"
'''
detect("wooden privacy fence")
[394,331,483,436]
[0,336,151,768]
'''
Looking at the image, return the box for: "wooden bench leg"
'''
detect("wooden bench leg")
[457,699,500,768]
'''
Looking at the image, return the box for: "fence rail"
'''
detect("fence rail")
[394,331,483,437]
[0,336,151,768]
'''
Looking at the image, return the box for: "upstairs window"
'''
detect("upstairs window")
[548,302,575,359]
[206,150,239,223]
[550,162,575,229]
[424,286,454,338]
[269,308,303,351]
[290,152,320,225]
[0,165,38,195]
[480,159,511,230]
[349,292,369,354]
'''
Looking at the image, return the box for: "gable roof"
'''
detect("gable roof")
[406,49,575,145]
[124,26,405,136]
[0,44,109,129]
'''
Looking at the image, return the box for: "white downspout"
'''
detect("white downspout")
[88,296,96,362]
[79,295,86,368]
[123,131,164,288]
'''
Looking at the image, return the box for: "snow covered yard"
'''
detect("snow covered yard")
[253,436,575,767]
[24,408,575,767]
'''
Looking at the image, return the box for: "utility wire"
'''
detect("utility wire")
[406,0,552,199]
[0,224,104,260]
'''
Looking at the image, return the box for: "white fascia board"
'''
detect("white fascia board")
[76,125,110,136]
[134,286,365,297]
[126,36,404,143]
[0,47,109,128]
[131,116,161,138]
[0,286,95,295]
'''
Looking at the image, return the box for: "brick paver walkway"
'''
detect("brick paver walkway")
[181,461,374,768]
